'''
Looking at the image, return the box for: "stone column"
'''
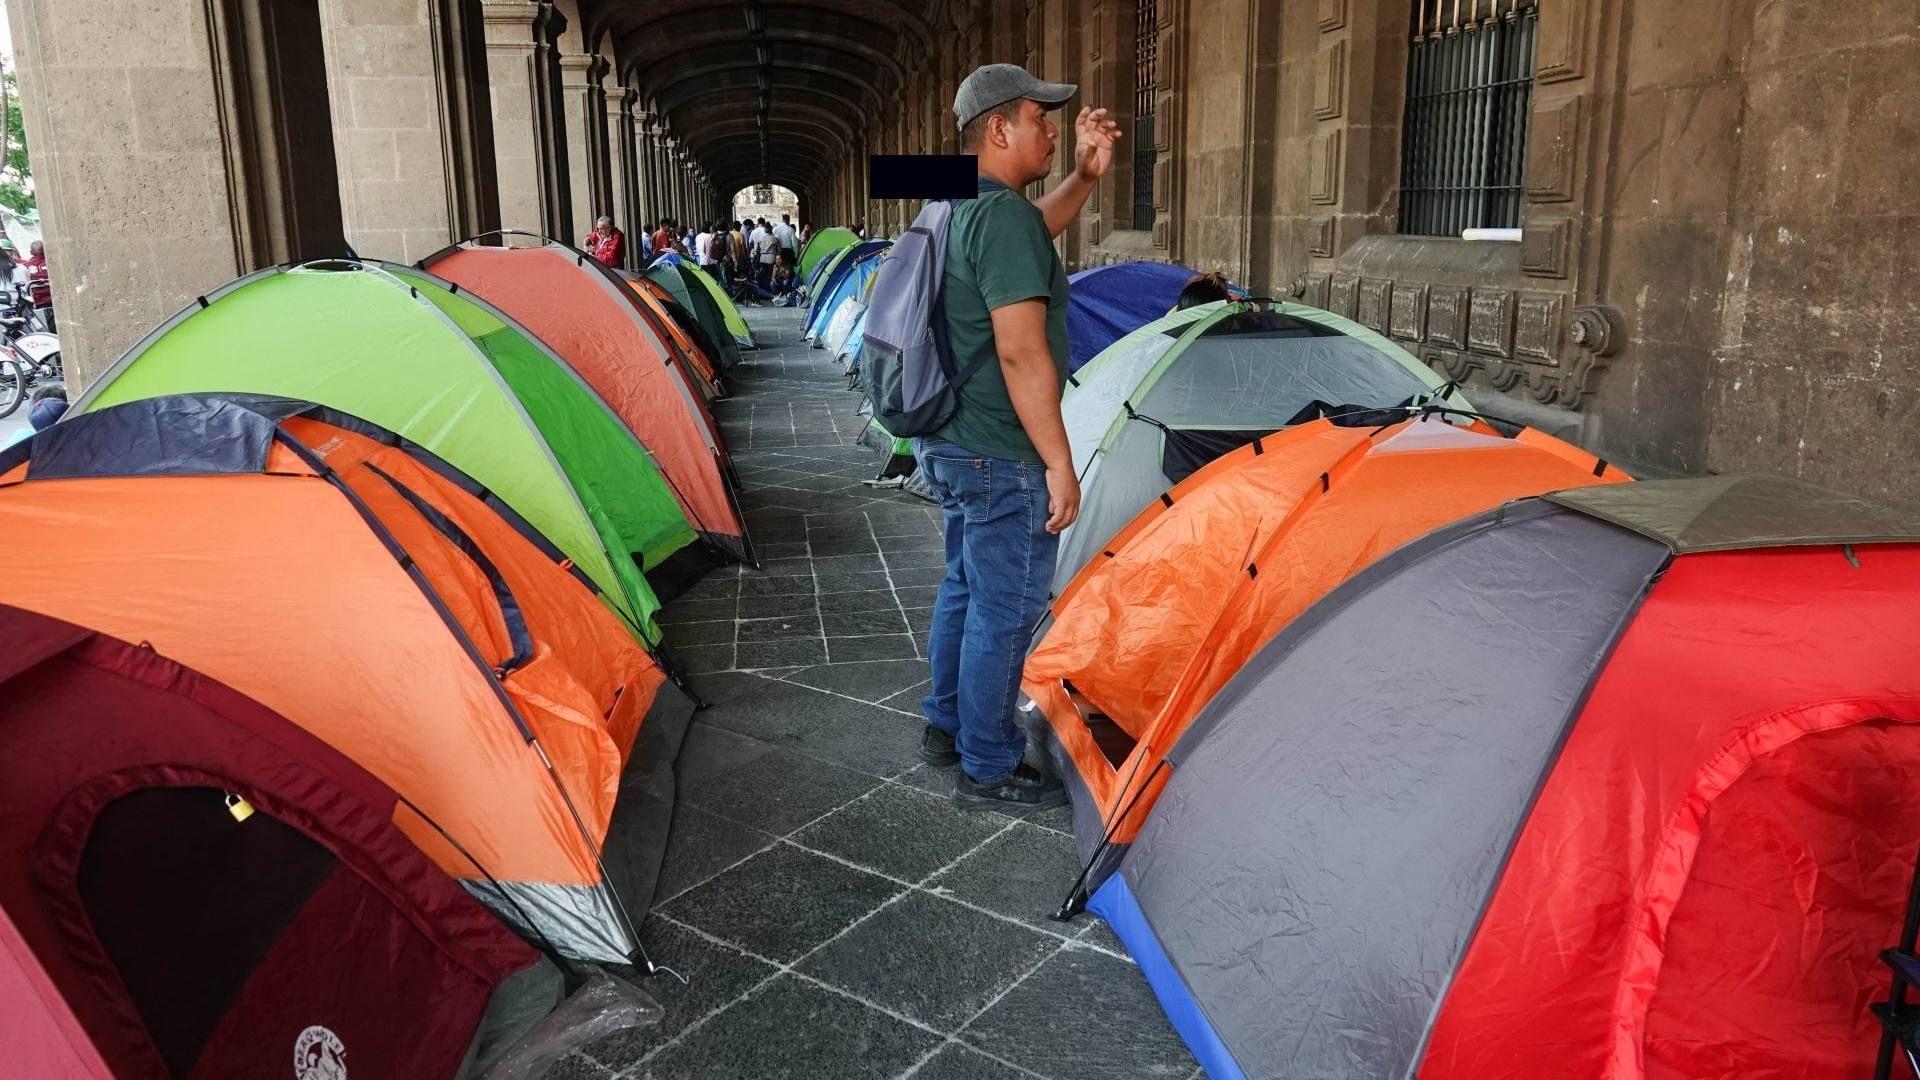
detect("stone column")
[634,113,658,224]
[558,52,604,244]
[320,0,499,263]
[662,137,682,223]
[5,1,266,387]
[482,0,566,235]
[613,91,643,266]
[604,86,634,245]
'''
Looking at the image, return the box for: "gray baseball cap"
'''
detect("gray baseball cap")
[953,63,1077,132]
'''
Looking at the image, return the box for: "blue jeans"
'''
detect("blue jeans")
[914,438,1059,782]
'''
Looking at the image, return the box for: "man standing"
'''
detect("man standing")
[773,213,798,262]
[695,221,716,269]
[915,64,1121,811]
[651,218,676,258]
[749,219,776,287]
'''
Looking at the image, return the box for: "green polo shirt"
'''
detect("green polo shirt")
[932,177,1072,463]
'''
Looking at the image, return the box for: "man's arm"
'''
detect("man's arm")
[991,299,1079,533]
[1032,107,1124,238]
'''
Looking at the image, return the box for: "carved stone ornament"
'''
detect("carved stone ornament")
[1293,274,1611,410]
[1568,304,1626,357]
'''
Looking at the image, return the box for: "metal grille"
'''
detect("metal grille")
[1132,0,1158,232]
[1398,0,1539,237]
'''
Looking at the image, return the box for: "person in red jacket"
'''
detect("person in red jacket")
[22,241,52,332]
[583,216,625,267]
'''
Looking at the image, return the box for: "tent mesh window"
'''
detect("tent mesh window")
[77,787,339,1075]
[1397,0,1539,237]
[1132,0,1159,232]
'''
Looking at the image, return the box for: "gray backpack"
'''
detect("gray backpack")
[860,201,993,437]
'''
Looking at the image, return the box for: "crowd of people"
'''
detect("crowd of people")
[584,210,880,308]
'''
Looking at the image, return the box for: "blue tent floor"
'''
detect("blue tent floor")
[560,306,1203,1080]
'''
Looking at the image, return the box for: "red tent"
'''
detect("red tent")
[0,605,540,1078]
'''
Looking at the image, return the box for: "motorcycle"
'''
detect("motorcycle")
[0,281,61,419]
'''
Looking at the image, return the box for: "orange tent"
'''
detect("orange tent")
[626,276,725,400]
[0,395,695,963]
[420,236,752,566]
[631,274,733,393]
[1024,416,1631,852]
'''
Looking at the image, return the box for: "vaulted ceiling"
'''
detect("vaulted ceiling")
[590,0,947,200]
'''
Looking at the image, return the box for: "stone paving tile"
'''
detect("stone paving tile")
[925,822,1083,931]
[798,891,1059,1031]
[676,716,774,779]
[653,803,774,905]
[821,608,911,637]
[818,588,903,614]
[735,638,828,669]
[781,657,929,704]
[633,975,940,1080]
[907,1043,1044,1080]
[672,643,735,675]
[696,675,924,778]
[663,618,733,647]
[959,946,1197,1079]
[657,844,903,963]
[681,747,881,835]
[827,633,919,663]
[790,784,1010,883]
[737,613,822,642]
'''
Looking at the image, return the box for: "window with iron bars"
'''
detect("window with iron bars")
[1398,0,1539,237]
[1132,0,1158,232]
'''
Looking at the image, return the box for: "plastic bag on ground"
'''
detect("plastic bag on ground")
[477,967,664,1080]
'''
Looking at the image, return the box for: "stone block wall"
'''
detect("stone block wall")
[5,1,250,388]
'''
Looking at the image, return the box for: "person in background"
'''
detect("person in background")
[695,222,716,269]
[748,219,776,288]
[731,220,747,270]
[638,222,656,260]
[769,249,798,305]
[1,388,67,450]
[0,239,18,287]
[914,63,1121,811]
[650,218,676,258]
[1172,271,1234,313]
[798,222,813,253]
[23,241,52,332]
[773,214,798,262]
[583,216,625,267]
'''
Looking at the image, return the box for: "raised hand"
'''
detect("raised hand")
[1073,107,1124,183]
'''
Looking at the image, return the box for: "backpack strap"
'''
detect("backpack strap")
[933,198,1011,391]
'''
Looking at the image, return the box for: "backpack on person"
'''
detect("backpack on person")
[860,200,992,437]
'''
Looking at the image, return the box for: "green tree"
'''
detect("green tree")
[0,64,33,216]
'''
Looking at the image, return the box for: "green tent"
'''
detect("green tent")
[684,262,755,349]
[800,226,858,282]
[73,260,697,639]
[643,262,744,371]
[807,243,858,301]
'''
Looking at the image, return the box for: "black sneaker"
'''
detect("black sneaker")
[919,725,960,766]
[953,762,1067,812]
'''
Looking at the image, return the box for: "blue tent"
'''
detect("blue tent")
[805,240,888,342]
[1067,262,1243,373]
[839,303,872,371]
